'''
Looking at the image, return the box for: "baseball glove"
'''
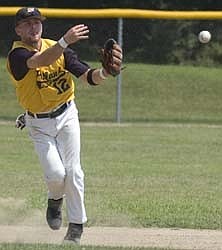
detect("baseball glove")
[15,113,26,130]
[100,38,123,77]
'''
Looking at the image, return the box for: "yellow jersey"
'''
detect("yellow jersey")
[7,38,75,113]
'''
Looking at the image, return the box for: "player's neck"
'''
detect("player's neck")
[21,38,41,50]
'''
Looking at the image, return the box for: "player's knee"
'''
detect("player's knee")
[47,181,64,200]
[46,169,65,183]
[46,170,65,199]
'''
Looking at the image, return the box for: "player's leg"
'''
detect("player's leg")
[27,119,66,230]
[30,130,66,199]
[56,103,87,243]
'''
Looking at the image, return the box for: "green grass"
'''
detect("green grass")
[1,59,222,249]
[1,122,222,230]
[76,63,222,123]
[2,58,222,123]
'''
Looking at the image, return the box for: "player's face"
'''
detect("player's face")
[15,18,42,46]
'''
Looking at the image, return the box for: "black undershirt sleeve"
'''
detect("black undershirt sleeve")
[8,48,36,81]
[63,47,90,78]
[8,47,90,81]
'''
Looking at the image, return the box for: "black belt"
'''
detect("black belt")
[27,101,71,119]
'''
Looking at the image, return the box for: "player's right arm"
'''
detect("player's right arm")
[26,44,64,69]
[27,24,89,69]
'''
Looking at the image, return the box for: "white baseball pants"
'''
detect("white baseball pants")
[26,101,87,224]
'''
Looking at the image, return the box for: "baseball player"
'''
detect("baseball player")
[7,7,122,244]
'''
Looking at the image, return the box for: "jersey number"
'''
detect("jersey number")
[53,78,70,94]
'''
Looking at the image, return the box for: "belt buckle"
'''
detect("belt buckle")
[49,103,66,118]
[49,101,70,119]
[48,109,57,118]
[48,104,60,118]
[48,112,53,118]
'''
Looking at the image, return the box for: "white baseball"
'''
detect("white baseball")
[198,30,211,43]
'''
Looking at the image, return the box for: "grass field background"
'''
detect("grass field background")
[1,58,222,250]
[1,58,222,123]
[1,122,222,230]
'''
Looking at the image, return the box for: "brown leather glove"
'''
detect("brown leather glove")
[100,38,123,77]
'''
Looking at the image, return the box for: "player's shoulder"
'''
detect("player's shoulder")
[8,48,30,62]
[8,47,35,61]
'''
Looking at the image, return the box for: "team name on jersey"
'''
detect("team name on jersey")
[36,67,71,94]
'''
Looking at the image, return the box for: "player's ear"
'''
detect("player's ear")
[15,25,22,36]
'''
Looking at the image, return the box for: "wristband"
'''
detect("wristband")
[87,69,97,85]
[99,68,107,80]
[58,37,69,49]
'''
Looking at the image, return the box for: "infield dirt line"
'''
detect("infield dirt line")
[0,225,222,250]
[1,119,222,129]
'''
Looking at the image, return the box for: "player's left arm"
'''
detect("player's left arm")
[63,48,108,85]
[80,42,123,85]
[64,41,122,85]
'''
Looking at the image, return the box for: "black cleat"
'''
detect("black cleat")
[46,198,63,230]
[64,223,83,245]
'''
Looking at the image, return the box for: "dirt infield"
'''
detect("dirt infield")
[0,225,222,250]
